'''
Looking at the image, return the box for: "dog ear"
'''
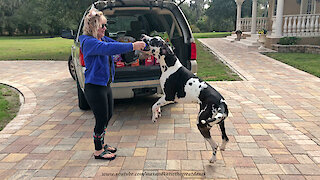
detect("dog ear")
[169,43,175,51]
[166,42,175,53]
[160,43,174,56]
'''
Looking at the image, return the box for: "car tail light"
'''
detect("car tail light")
[79,49,85,67]
[190,42,197,60]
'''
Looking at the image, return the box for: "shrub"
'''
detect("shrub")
[278,37,300,45]
[196,16,212,32]
[190,24,201,33]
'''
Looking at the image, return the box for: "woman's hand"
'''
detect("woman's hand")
[132,41,146,51]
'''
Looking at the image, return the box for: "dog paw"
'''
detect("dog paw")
[220,142,227,151]
[152,114,157,122]
[209,156,217,163]
[152,113,158,123]
[157,108,161,117]
[220,140,228,151]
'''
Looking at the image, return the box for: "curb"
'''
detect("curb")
[0,81,37,138]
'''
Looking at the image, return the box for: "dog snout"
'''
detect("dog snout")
[140,34,151,51]
[140,34,146,40]
[143,44,150,51]
[140,34,150,41]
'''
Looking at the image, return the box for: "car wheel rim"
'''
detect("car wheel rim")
[70,61,76,78]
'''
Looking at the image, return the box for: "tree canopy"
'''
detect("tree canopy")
[0,0,94,36]
[0,0,267,35]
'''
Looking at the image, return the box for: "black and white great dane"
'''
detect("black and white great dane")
[141,35,229,163]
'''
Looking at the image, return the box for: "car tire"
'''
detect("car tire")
[68,55,76,80]
[76,80,90,110]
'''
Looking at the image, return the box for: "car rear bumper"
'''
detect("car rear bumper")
[111,79,161,99]
[190,60,197,74]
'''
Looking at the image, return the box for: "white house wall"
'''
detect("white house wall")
[283,0,300,15]
[283,0,320,15]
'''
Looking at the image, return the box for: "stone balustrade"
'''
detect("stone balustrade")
[282,14,320,37]
[240,17,268,32]
[241,14,320,38]
[271,14,320,37]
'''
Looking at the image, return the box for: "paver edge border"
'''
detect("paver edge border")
[198,39,248,81]
[0,81,37,138]
[198,38,257,81]
[259,52,320,81]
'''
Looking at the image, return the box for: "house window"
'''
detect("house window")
[306,0,313,14]
[301,0,316,14]
[273,0,277,16]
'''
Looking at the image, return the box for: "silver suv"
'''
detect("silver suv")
[63,0,197,110]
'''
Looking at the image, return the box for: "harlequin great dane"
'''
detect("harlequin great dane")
[141,35,229,163]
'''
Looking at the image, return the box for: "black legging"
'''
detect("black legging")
[84,83,113,137]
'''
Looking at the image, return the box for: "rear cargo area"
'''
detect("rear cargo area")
[105,6,191,82]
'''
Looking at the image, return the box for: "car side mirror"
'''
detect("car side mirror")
[61,29,75,39]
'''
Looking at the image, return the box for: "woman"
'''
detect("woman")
[79,9,146,160]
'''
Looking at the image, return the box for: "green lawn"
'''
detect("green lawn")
[196,39,241,81]
[0,33,231,60]
[193,32,231,39]
[0,36,73,60]
[264,52,320,78]
[0,84,20,131]
[0,34,239,82]
[0,36,49,39]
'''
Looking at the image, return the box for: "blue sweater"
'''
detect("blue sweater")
[79,35,133,86]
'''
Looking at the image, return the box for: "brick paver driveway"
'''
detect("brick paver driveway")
[0,38,320,179]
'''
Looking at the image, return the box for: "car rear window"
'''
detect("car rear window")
[107,16,138,33]
[103,8,182,40]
